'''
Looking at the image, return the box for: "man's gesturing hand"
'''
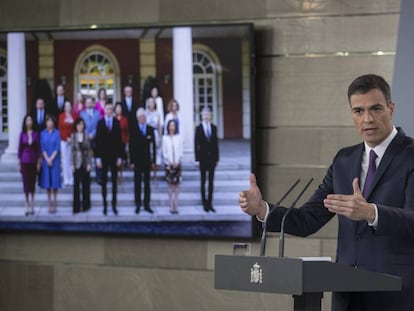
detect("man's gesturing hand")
[324,177,376,222]
[239,174,267,220]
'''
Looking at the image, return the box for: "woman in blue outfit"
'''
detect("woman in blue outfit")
[39,114,61,213]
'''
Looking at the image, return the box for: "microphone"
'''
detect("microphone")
[279,178,314,258]
[259,178,301,256]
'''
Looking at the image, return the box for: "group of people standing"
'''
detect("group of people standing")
[18,84,219,217]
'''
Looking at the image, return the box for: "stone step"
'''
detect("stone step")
[0,204,250,222]
[0,191,240,205]
[0,161,251,172]
[0,179,248,193]
[0,169,251,182]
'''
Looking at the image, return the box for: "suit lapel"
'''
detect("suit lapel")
[364,129,405,200]
[351,143,364,189]
[356,129,405,234]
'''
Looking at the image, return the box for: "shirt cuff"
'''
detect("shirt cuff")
[367,204,378,228]
[256,200,270,223]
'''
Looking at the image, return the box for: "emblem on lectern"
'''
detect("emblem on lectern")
[250,262,263,284]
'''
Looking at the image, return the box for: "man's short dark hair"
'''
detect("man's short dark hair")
[347,74,391,105]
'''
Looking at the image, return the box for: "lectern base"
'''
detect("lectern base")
[293,292,323,311]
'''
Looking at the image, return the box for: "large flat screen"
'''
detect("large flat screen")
[0,23,255,238]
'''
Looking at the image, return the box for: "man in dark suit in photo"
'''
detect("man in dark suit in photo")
[95,102,123,216]
[195,107,219,212]
[121,85,139,130]
[53,84,69,119]
[31,97,48,132]
[129,108,156,214]
[239,74,414,311]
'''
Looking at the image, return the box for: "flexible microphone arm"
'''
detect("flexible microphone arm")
[259,178,301,257]
[278,178,314,258]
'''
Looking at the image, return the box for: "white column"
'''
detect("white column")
[2,33,27,163]
[173,27,194,162]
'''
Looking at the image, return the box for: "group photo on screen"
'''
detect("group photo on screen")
[0,24,254,237]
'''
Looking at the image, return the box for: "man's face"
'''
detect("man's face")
[124,86,132,97]
[202,111,211,123]
[57,85,64,96]
[86,98,94,109]
[36,99,45,110]
[104,104,113,117]
[137,113,146,124]
[350,88,394,148]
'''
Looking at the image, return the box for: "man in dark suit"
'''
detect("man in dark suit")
[52,84,69,119]
[195,107,219,212]
[121,85,139,130]
[239,74,414,311]
[95,102,123,216]
[129,108,156,214]
[31,97,48,132]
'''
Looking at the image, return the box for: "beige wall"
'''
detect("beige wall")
[0,1,400,310]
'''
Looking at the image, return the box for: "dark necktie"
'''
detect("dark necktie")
[106,118,111,131]
[362,149,377,198]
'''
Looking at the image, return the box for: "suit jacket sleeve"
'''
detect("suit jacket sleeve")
[129,127,137,165]
[213,124,219,162]
[194,126,201,162]
[150,127,156,164]
[95,120,104,158]
[113,119,123,159]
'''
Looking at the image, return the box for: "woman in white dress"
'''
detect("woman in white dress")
[162,120,183,214]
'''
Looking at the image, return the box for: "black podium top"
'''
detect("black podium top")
[215,255,401,295]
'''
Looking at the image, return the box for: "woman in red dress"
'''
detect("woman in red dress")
[58,101,76,186]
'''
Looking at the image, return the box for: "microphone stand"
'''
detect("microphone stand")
[279,178,314,258]
[259,178,300,256]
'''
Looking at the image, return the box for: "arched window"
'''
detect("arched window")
[192,47,223,138]
[0,53,7,141]
[74,46,120,103]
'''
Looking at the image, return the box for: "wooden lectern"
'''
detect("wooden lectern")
[215,255,401,311]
